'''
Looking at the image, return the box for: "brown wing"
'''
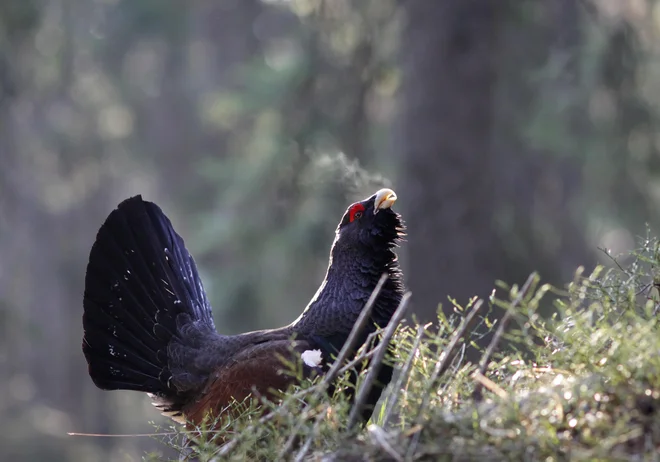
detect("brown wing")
[181,339,315,428]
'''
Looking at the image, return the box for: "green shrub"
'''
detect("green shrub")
[149,234,660,461]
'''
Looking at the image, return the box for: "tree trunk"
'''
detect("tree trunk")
[396,0,504,323]
[395,0,593,355]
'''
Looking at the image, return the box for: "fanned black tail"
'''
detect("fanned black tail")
[82,195,219,413]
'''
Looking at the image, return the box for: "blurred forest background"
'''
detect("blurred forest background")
[0,0,658,460]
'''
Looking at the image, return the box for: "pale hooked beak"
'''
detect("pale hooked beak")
[374,188,397,214]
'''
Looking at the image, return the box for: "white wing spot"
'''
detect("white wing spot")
[301,349,323,368]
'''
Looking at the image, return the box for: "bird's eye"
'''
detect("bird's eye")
[349,203,365,222]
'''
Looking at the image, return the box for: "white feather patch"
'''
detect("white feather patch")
[147,393,185,424]
[301,349,323,367]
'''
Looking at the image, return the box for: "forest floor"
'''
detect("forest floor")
[153,235,660,461]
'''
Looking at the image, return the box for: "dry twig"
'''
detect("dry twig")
[472,273,536,402]
[382,323,427,427]
[348,292,412,430]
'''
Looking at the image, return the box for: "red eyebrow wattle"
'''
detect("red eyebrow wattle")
[349,203,365,222]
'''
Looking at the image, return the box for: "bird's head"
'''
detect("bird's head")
[331,188,404,259]
[292,188,405,339]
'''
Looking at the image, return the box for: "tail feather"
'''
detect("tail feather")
[83,195,219,410]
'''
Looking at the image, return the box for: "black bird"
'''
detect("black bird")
[82,188,405,429]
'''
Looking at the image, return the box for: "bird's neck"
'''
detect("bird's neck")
[291,247,403,345]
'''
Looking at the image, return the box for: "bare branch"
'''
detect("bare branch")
[348,292,412,430]
[413,298,486,426]
[382,324,427,427]
[472,273,536,402]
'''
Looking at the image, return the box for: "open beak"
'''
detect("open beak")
[374,188,397,214]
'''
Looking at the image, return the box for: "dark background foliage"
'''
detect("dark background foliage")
[0,0,656,460]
